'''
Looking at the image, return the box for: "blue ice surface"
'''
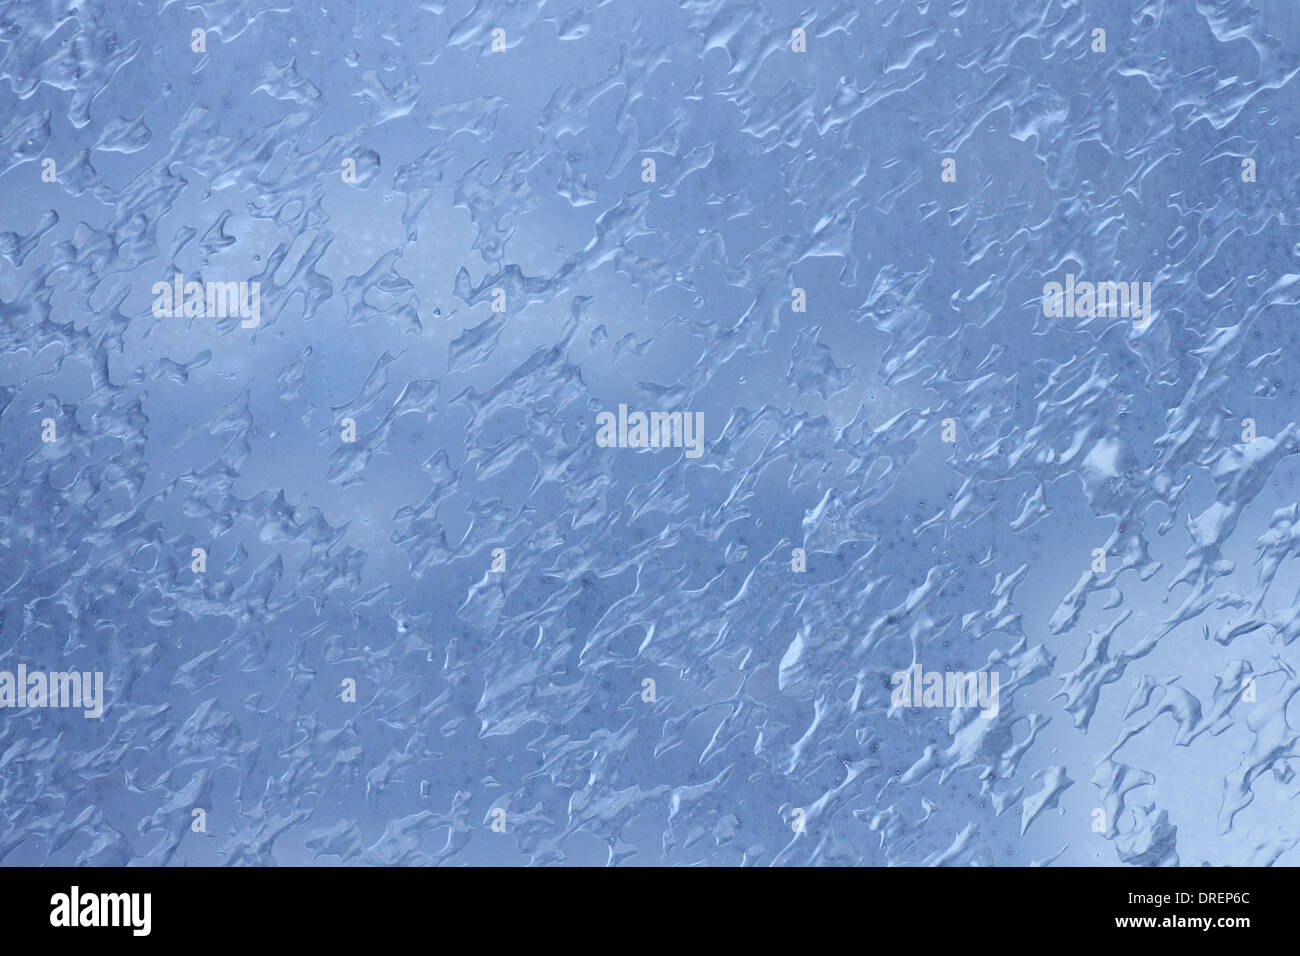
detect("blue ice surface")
[1,0,1300,866]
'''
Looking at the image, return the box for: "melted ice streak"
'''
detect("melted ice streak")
[0,0,1299,866]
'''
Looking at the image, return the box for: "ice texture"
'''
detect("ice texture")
[1,0,1300,866]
